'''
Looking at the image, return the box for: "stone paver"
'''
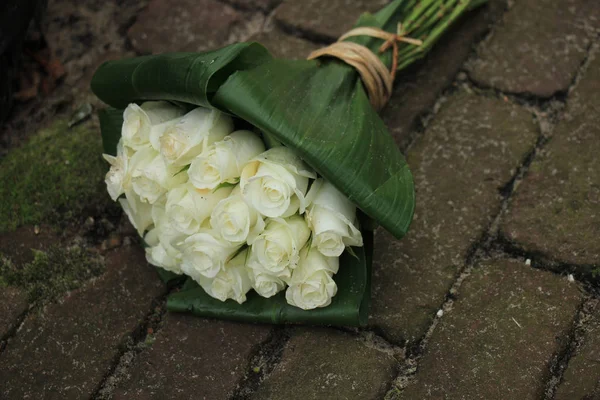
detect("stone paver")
[468,0,600,97]
[253,329,397,400]
[249,27,319,60]
[371,92,539,344]
[0,287,28,339]
[43,0,144,65]
[400,259,583,399]
[0,246,165,400]
[128,0,241,54]
[274,0,388,40]
[112,314,271,400]
[501,54,600,267]
[555,302,600,400]
[0,225,60,265]
[383,0,505,149]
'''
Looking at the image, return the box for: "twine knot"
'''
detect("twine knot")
[307,23,423,111]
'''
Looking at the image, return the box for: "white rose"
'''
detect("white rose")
[159,107,234,166]
[180,231,239,279]
[247,256,286,298]
[210,186,265,245]
[305,179,363,257]
[149,120,181,152]
[122,101,184,150]
[129,145,186,204]
[240,147,316,218]
[196,249,252,304]
[249,215,310,281]
[189,130,265,190]
[119,190,153,236]
[166,184,233,235]
[144,202,185,274]
[103,139,132,201]
[285,247,339,310]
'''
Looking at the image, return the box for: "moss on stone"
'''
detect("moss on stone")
[143,334,157,347]
[0,119,117,233]
[0,245,104,303]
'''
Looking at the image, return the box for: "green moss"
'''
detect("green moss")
[143,334,156,347]
[0,119,117,232]
[384,387,402,400]
[528,161,543,174]
[0,245,104,303]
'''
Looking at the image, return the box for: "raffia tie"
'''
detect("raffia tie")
[307,24,423,111]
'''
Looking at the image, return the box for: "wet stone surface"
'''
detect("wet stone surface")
[0,0,599,398]
[370,92,539,344]
[468,0,600,97]
[253,328,398,400]
[399,259,583,399]
[0,287,28,340]
[501,54,600,267]
[0,246,165,400]
[555,301,600,400]
[128,0,243,54]
[274,0,388,41]
[112,314,271,400]
[0,225,62,266]
[249,27,320,60]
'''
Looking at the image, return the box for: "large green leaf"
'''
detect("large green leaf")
[92,0,485,237]
[91,43,272,111]
[98,107,125,156]
[93,49,415,238]
[167,231,373,326]
[213,58,415,239]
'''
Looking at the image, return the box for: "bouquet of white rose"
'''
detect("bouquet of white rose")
[93,0,486,325]
[105,101,364,310]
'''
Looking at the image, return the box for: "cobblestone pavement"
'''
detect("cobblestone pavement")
[1,0,599,399]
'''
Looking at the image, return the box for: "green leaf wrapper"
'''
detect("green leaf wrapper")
[92,0,485,326]
[168,231,373,326]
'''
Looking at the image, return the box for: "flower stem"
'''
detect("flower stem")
[353,0,488,73]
